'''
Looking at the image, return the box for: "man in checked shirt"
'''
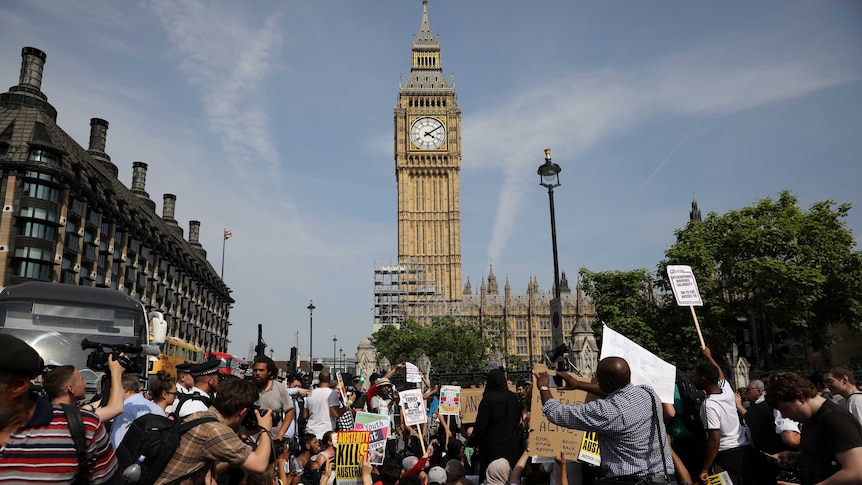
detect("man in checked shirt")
[535,357,677,484]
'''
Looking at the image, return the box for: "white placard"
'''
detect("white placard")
[398,388,428,426]
[438,385,461,416]
[599,324,676,403]
[667,264,703,306]
[405,362,423,383]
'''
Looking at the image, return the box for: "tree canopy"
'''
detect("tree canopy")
[580,191,862,368]
[370,316,510,374]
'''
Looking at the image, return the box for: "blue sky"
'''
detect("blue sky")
[2,1,861,362]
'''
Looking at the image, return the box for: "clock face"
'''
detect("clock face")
[410,117,446,150]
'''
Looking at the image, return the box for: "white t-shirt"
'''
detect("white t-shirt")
[306,387,336,439]
[177,388,211,418]
[840,392,862,426]
[700,379,750,450]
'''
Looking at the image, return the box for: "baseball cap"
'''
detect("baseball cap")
[428,466,447,485]
[0,334,44,378]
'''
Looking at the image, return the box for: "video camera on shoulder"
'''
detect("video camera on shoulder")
[81,339,144,374]
[242,401,270,429]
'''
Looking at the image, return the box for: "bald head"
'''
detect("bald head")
[596,357,631,393]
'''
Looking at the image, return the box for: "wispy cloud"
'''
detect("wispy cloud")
[466,51,859,265]
[150,0,283,201]
[639,115,705,191]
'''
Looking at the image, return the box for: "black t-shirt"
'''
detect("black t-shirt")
[798,398,862,485]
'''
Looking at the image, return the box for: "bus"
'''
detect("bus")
[206,351,248,377]
[0,281,166,376]
[149,336,205,378]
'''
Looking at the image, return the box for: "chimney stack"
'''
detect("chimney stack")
[189,220,206,257]
[130,162,150,198]
[18,47,47,92]
[88,118,118,177]
[162,194,183,236]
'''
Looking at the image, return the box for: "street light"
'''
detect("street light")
[307,300,315,372]
[332,335,338,374]
[537,148,565,350]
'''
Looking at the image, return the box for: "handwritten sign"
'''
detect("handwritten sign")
[459,388,483,423]
[399,388,427,426]
[353,412,389,465]
[335,430,370,485]
[667,265,703,306]
[438,385,461,416]
[528,364,600,462]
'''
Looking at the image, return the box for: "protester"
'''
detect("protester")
[694,347,755,485]
[109,373,166,447]
[469,367,522,482]
[766,372,862,485]
[824,365,862,426]
[733,378,799,485]
[150,370,179,414]
[155,376,273,484]
[253,355,297,440]
[0,334,118,484]
[304,370,337,439]
[177,360,220,417]
[535,357,676,482]
[286,434,321,485]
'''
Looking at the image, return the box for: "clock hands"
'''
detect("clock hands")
[424,124,443,137]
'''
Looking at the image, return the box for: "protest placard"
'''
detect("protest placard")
[335,430,370,485]
[405,362,423,383]
[353,412,389,465]
[335,371,348,403]
[460,388,483,423]
[667,264,706,347]
[399,388,427,426]
[599,324,676,403]
[578,431,601,466]
[438,385,461,416]
[528,364,601,462]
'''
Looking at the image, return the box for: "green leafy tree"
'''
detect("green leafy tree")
[371,316,508,374]
[578,268,672,360]
[659,191,862,362]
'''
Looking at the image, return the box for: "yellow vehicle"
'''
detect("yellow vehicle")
[149,336,204,377]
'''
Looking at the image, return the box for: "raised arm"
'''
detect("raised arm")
[701,346,725,381]
[95,354,125,422]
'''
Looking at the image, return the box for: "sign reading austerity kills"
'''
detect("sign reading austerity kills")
[335,430,370,485]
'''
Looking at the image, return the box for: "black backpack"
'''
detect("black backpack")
[116,411,217,485]
[677,377,706,435]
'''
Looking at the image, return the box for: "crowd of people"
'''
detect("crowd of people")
[1,332,862,485]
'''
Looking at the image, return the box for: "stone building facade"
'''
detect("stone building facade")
[0,47,232,351]
[461,266,599,373]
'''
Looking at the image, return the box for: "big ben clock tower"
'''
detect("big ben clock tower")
[395,0,462,310]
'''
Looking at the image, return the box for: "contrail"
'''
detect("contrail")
[639,116,705,190]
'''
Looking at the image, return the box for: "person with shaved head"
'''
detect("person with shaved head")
[535,357,677,483]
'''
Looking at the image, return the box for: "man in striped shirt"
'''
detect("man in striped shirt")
[0,334,118,484]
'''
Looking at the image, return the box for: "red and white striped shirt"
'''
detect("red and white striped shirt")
[0,398,118,484]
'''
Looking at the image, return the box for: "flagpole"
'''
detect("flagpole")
[221,229,227,279]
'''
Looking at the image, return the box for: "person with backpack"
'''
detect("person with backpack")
[155,376,274,485]
[0,334,118,484]
[109,373,168,447]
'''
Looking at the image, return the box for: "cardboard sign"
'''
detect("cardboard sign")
[353,412,389,465]
[399,388,428,426]
[667,264,703,306]
[439,385,461,416]
[528,364,601,461]
[335,430,370,485]
[459,388,484,423]
[405,362,423,383]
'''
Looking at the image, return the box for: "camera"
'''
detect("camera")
[242,401,270,429]
[81,339,144,374]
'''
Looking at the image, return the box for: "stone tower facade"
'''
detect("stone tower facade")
[394,0,462,309]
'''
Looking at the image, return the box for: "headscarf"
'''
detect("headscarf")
[484,458,511,485]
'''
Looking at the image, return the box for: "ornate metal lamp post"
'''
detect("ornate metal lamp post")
[307,300,315,372]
